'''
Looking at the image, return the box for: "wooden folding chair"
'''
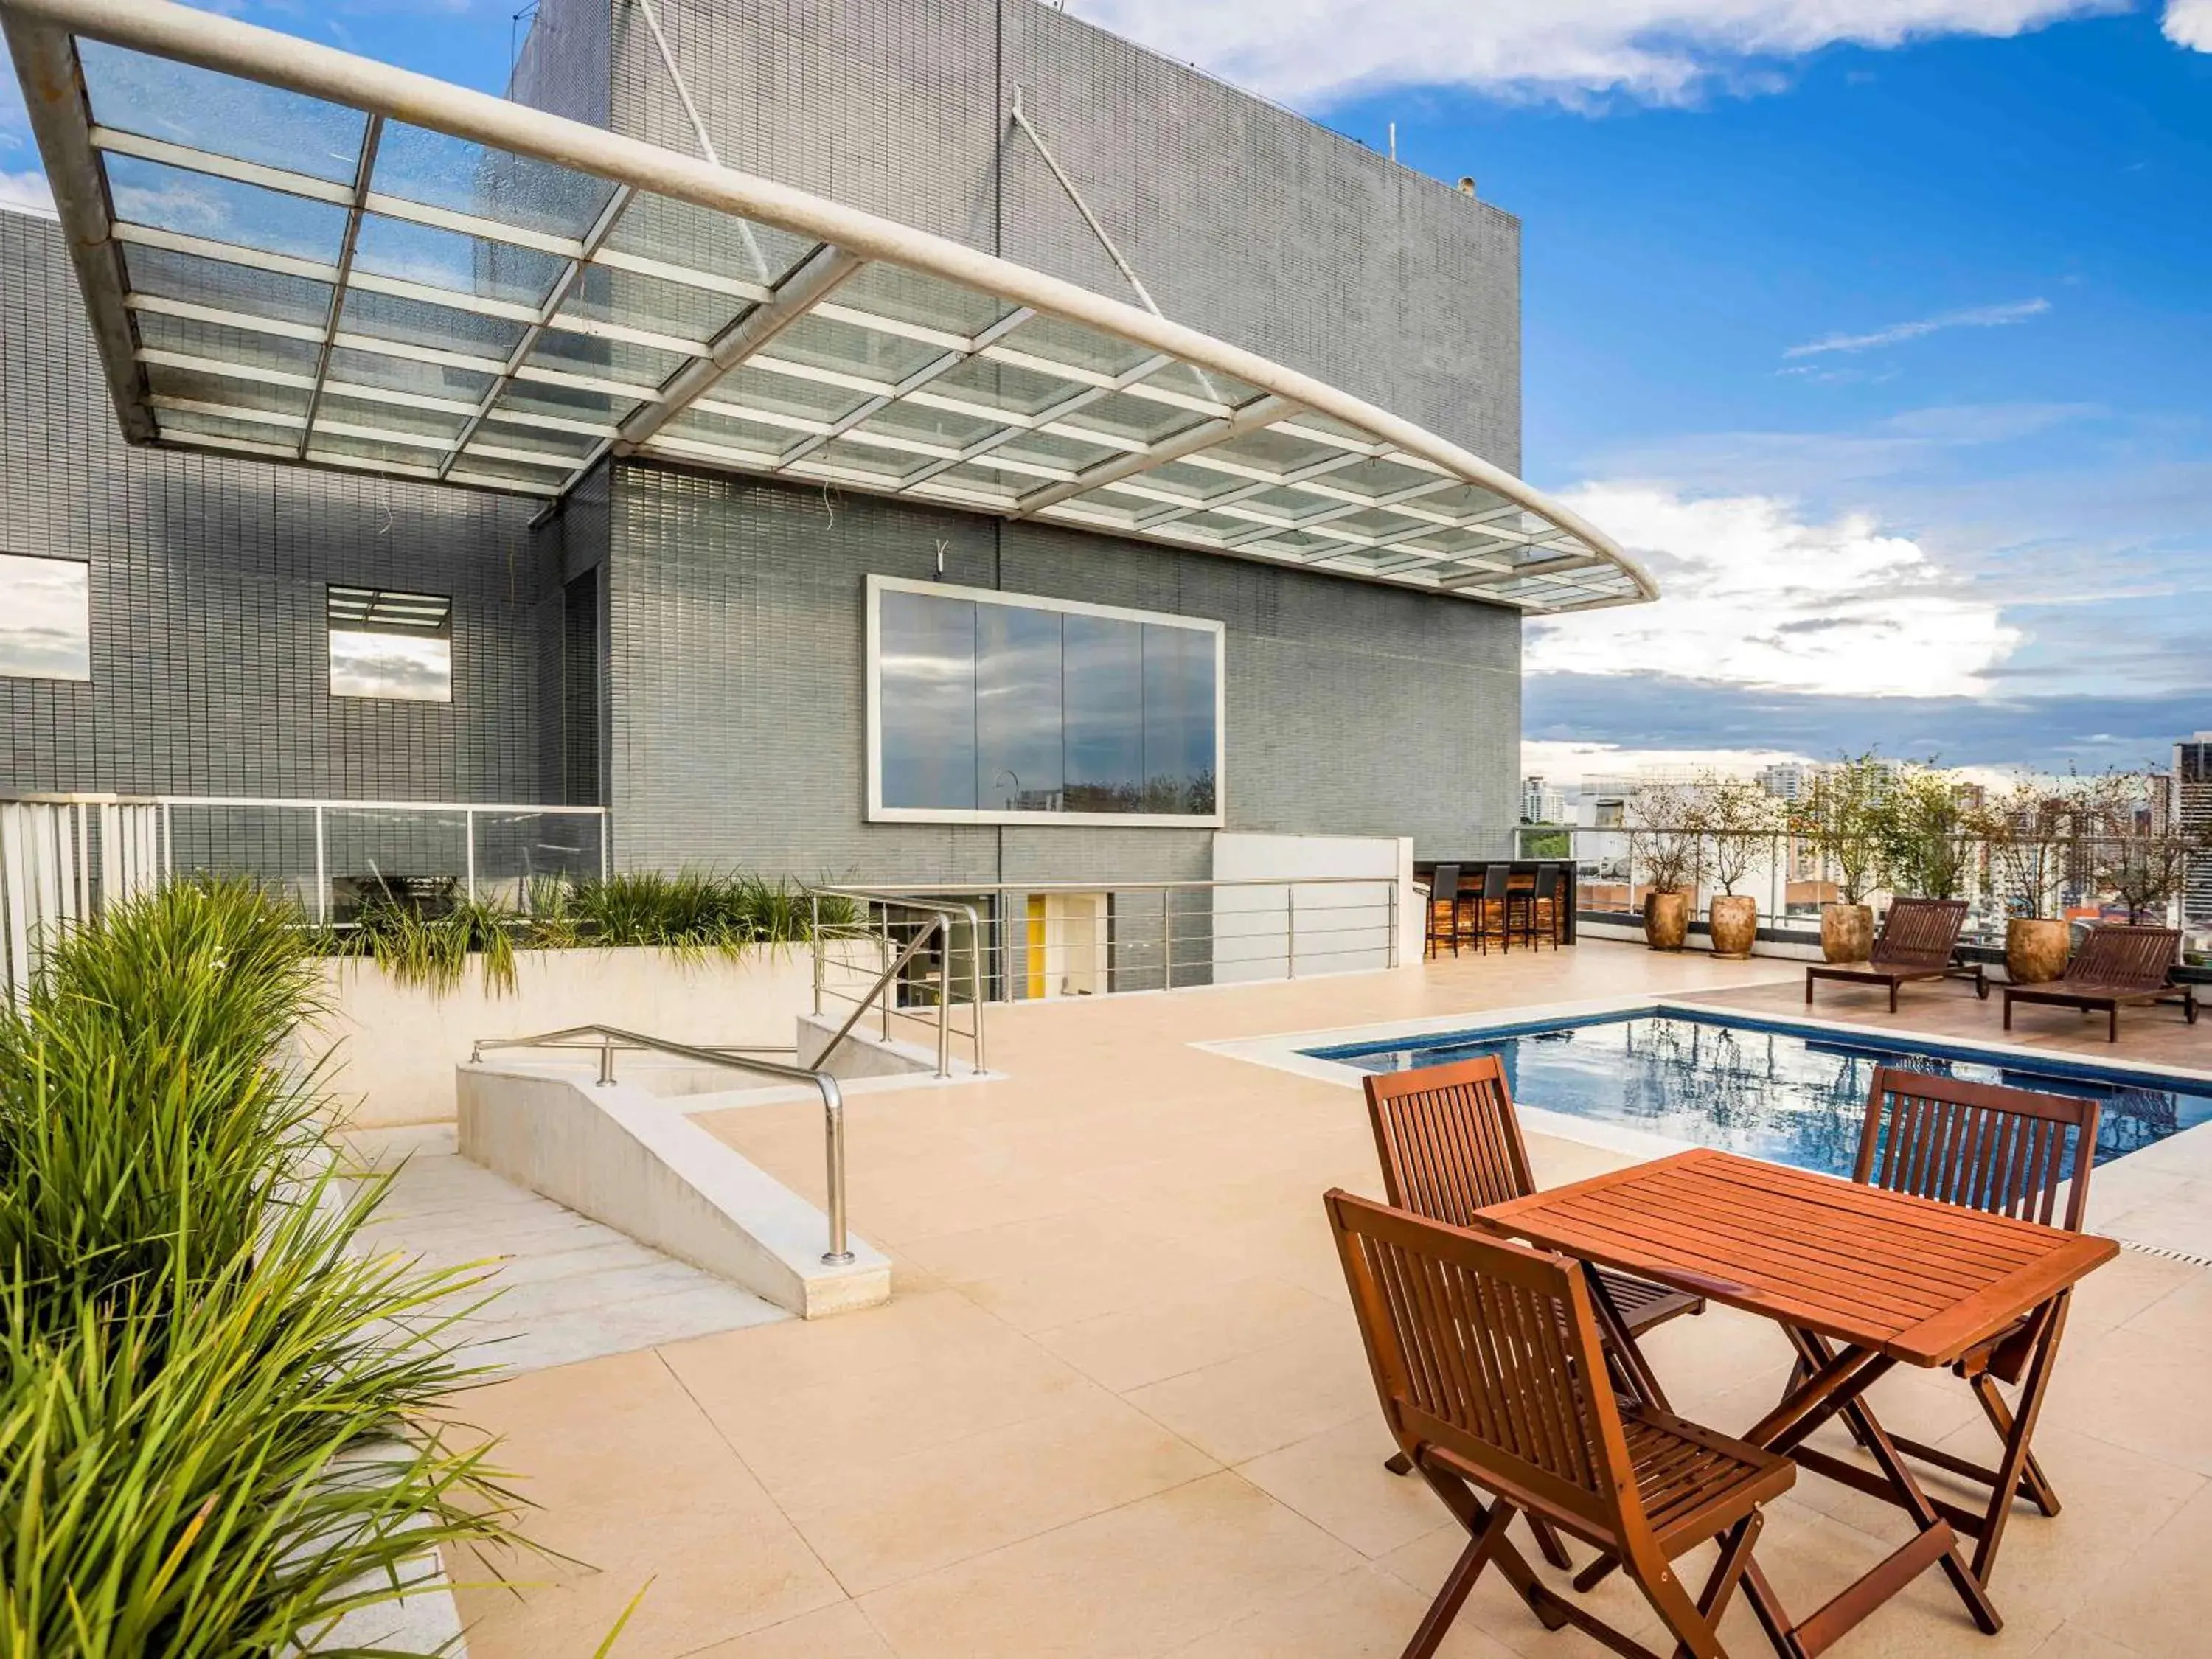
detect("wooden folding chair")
[1327,1189,1795,1659]
[1837,1065,2100,1583]
[1363,1056,1705,1428]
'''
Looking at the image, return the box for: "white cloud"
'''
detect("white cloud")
[1784,298,2050,358]
[1529,483,2020,696]
[1521,738,1812,787]
[0,170,55,220]
[1067,0,2120,107]
[2166,0,2212,49]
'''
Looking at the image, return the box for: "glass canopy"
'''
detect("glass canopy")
[11,13,1655,613]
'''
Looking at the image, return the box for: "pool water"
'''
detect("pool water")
[1307,1009,2212,1178]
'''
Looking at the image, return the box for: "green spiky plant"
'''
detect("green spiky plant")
[0,878,532,1655]
[324,871,864,995]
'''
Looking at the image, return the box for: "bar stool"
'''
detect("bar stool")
[1471,863,1513,953]
[1521,865,1565,949]
[1424,864,1466,958]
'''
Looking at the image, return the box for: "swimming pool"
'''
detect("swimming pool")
[1305,1008,2212,1178]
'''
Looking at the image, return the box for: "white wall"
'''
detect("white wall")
[1209,832,1414,984]
[304,945,835,1128]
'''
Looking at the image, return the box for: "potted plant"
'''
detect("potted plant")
[1627,782,1702,951]
[2084,768,2211,926]
[1970,776,2077,983]
[1696,772,1780,959]
[1796,754,1889,963]
[1876,762,1972,900]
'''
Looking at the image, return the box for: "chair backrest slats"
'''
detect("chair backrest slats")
[1871,897,1968,970]
[1365,1056,1536,1226]
[2067,924,2180,989]
[1327,1189,1630,1536]
[1857,1065,2098,1231]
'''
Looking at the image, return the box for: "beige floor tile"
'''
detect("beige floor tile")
[772,1389,1217,1595]
[1166,1563,1523,1658]
[1032,1274,1346,1393]
[2066,1249,2202,1335]
[2065,1482,2212,1655]
[684,1599,894,1658]
[664,1312,1093,1495]
[448,1353,842,1658]
[2114,1258,2212,1355]
[1235,1418,1447,1559]
[2039,1323,2212,1476]
[1125,1327,1377,1464]
[858,1471,1361,1659]
[2023,1624,2143,1658]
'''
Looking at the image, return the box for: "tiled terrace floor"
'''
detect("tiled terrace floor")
[445,944,2212,1659]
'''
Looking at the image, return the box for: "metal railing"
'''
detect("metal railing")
[159,794,609,922]
[810,893,988,1079]
[809,876,1402,1035]
[468,1023,855,1265]
[1512,823,2201,948]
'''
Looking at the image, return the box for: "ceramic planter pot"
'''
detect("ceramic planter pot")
[1708,895,1759,960]
[1820,902,1874,964]
[1644,891,1690,951]
[2006,917,2071,984]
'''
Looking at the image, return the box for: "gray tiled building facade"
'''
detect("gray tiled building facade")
[2,0,1529,883]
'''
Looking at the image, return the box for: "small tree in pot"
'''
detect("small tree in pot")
[2083,768,2210,926]
[1795,754,1891,963]
[1877,762,1973,900]
[1627,781,1703,950]
[1970,776,2080,983]
[1696,772,1781,959]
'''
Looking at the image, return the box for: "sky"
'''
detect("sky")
[2,1,2208,786]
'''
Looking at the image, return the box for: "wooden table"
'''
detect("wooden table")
[1475,1147,2117,1658]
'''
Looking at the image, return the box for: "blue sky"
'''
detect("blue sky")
[3,1,2208,783]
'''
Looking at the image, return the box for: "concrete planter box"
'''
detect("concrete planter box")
[305,945,838,1128]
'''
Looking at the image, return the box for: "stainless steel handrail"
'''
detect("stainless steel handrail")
[810,891,988,1074]
[469,1022,855,1265]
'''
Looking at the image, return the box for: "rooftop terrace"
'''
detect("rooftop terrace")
[411,943,2212,1659]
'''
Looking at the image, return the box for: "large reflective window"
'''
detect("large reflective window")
[0,554,91,681]
[872,580,1219,821]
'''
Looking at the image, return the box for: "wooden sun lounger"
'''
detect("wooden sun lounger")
[2003,923,2199,1043]
[1807,897,1983,1012]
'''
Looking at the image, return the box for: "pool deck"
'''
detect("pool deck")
[442,942,2212,1659]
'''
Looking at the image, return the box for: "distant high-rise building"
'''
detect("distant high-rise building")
[2178,737,2212,924]
[1520,776,1568,824]
[1756,762,1813,802]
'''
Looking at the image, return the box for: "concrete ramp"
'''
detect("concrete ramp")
[456,1065,891,1319]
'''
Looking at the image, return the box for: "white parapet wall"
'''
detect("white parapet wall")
[457,1064,891,1319]
[1210,832,1416,984]
[304,945,848,1129]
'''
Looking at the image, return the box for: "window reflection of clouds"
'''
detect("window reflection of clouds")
[976,604,1062,811]
[1062,614,1144,813]
[879,590,978,810]
[329,630,451,701]
[0,554,91,682]
[877,585,1217,820]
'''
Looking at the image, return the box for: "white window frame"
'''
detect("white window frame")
[865,573,1225,828]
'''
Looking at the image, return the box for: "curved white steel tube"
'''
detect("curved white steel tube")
[0,0,1657,605]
